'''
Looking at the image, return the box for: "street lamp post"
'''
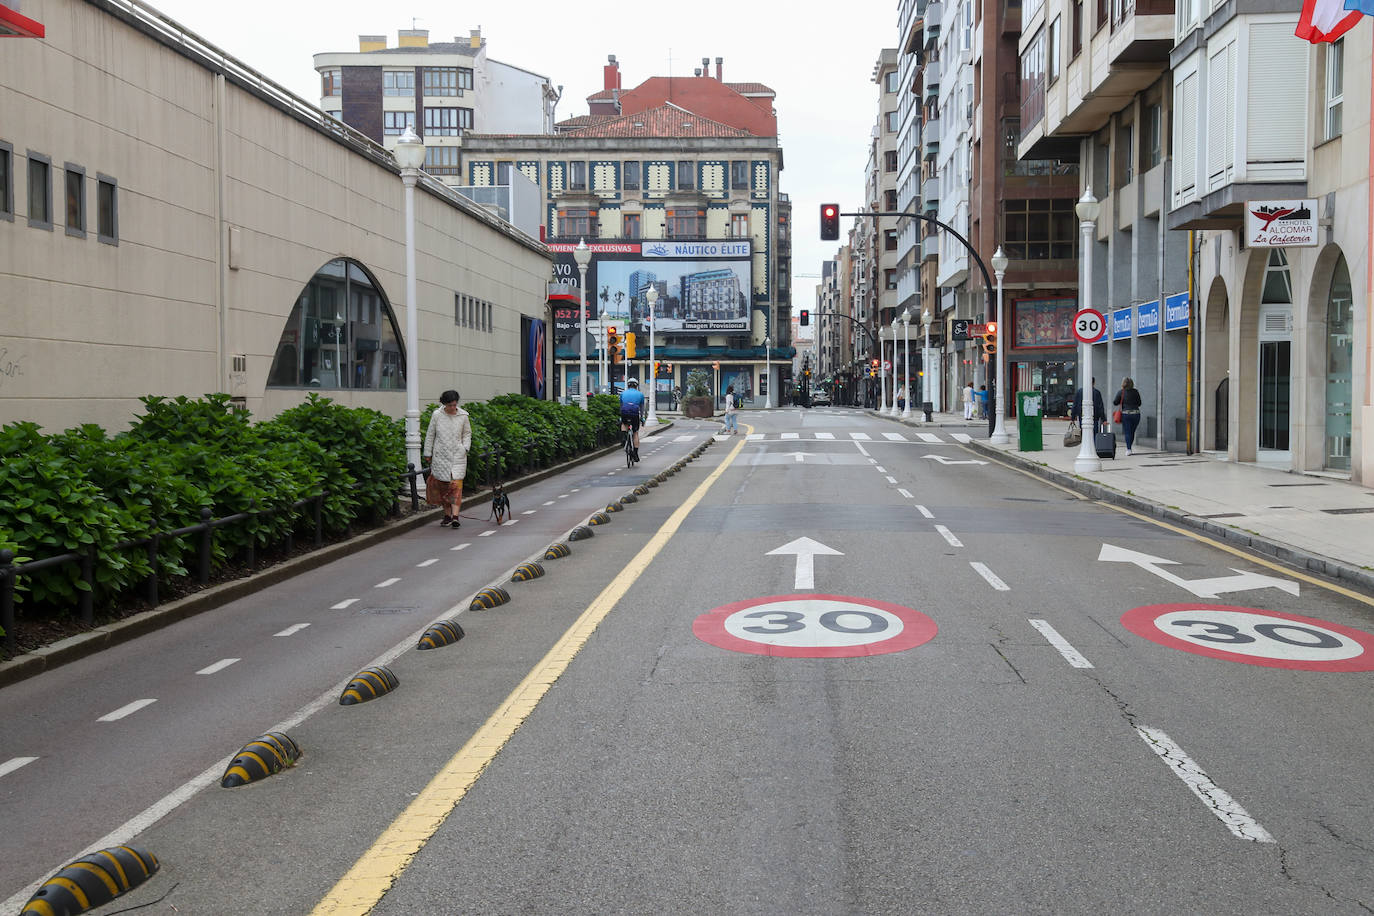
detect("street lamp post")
[394,126,427,490]
[901,310,912,419]
[764,335,772,409]
[922,308,933,422]
[1074,189,1102,472]
[573,238,592,410]
[646,286,659,424]
[990,246,1011,444]
[879,331,888,414]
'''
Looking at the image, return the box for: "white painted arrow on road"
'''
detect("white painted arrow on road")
[767,537,843,590]
[1097,544,1299,598]
[922,454,987,465]
[789,451,806,463]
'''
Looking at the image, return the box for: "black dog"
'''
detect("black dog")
[489,484,511,525]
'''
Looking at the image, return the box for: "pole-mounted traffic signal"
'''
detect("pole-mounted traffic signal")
[820,203,840,241]
[625,331,636,359]
[607,326,621,364]
[799,308,810,326]
[982,322,998,361]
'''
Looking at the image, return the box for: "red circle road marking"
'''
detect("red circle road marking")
[1121,603,1374,671]
[692,594,938,658]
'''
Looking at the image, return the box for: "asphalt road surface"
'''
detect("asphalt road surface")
[3,408,1373,915]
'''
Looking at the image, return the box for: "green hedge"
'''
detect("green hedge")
[0,392,626,633]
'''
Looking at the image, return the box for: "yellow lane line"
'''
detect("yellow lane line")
[312,431,748,915]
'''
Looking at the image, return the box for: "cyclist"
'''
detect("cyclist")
[619,378,646,461]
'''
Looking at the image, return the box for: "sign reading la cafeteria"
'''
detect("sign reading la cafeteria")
[1245,199,1319,248]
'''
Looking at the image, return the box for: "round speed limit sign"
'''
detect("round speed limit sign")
[693,594,937,658]
[1073,308,1106,343]
[1121,603,1374,671]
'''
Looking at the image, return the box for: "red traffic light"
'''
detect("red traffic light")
[820,203,840,240]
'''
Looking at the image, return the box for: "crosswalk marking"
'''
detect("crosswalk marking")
[882,433,906,441]
[673,435,696,442]
[781,432,799,439]
[951,433,973,443]
[746,433,764,440]
[735,431,968,444]
[917,432,943,443]
[814,432,835,439]
[849,433,872,440]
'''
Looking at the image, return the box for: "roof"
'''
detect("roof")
[725,82,774,96]
[555,103,751,139]
[368,42,479,57]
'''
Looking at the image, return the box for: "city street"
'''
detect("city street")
[4,409,1374,915]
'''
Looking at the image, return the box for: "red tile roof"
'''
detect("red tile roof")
[556,104,752,138]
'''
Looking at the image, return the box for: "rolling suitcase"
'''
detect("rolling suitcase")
[1094,428,1117,459]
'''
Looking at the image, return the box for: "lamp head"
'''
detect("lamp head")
[1075,187,1100,223]
[393,125,426,171]
[990,246,1009,274]
[645,286,658,305]
[573,237,592,268]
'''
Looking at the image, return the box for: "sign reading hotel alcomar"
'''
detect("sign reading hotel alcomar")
[1245,199,1319,248]
[548,240,753,335]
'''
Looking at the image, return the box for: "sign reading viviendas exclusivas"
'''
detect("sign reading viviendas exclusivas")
[548,240,753,336]
[1245,199,1319,248]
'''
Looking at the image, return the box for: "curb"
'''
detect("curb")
[0,422,676,689]
[963,439,1374,595]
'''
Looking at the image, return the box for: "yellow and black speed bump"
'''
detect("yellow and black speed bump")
[633,485,650,495]
[417,619,465,649]
[569,525,594,541]
[511,561,545,581]
[619,493,638,505]
[220,731,301,788]
[339,665,399,705]
[645,478,659,487]
[469,586,511,610]
[588,512,611,526]
[22,845,159,916]
[544,542,571,560]
[605,502,623,513]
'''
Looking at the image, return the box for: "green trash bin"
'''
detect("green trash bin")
[1016,391,1043,451]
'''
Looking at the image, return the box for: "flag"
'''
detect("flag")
[1344,0,1374,14]
[1296,0,1364,41]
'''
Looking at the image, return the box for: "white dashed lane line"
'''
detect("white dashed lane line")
[195,658,241,675]
[522,510,537,515]
[969,562,1009,591]
[502,519,519,526]
[375,578,400,588]
[885,476,897,484]
[416,559,438,568]
[915,505,934,518]
[0,757,39,779]
[1028,619,1093,667]
[1136,726,1275,843]
[331,598,359,610]
[450,544,470,551]
[479,531,496,537]
[98,699,157,722]
[934,525,963,548]
[542,500,555,506]
[275,623,311,637]
[875,466,887,473]
[898,489,913,499]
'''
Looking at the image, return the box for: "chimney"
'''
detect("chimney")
[603,54,621,92]
[694,68,702,77]
[701,57,709,77]
[398,29,429,48]
[469,28,482,49]
[359,34,387,52]
[715,57,723,80]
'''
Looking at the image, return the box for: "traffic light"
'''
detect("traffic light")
[625,331,636,359]
[820,203,840,240]
[800,309,810,326]
[607,326,621,364]
[653,360,660,377]
[982,322,998,361]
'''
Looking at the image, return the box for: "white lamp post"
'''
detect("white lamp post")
[1074,188,1102,472]
[922,308,933,422]
[879,331,889,414]
[573,238,592,410]
[901,310,912,418]
[645,286,659,424]
[764,335,773,409]
[990,246,1011,444]
[394,126,427,489]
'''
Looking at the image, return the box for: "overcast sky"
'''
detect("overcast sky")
[148,0,897,301]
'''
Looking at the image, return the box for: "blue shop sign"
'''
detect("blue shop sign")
[1164,292,1190,331]
[1136,300,1160,336]
[1111,307,1133,340]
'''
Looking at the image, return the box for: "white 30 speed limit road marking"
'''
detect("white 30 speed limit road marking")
[693,594,937,658]
[1121,603,1374,671]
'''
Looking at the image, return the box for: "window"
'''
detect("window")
[97,174,118,244]
[424,146,461,175]
[382,70,415,96]
[423,107,461,136]
[496,161,512,184]
[1048,17,1061,82]
[423,67,458,96]
[624,160,641,191]
[885,71,899,93]
[1073,0,1083,56]
[1143,101,1163,169]
[65,164,85,238]
[731,212,750,238]
[884,150,898,172]
[677,161,695,190]
[731,160,749,190]
[885,269,898,290]
[569,161,587,190]
[667,207,705,239]
[458,68,474,90]
[0,141,12,221]
[885,189,898,211]
[886,111,899,132]
[885,229,899,251]
[457,107,474,130]
[622,213,641,238]
[1001,198,1076,259]
[559,207,595,236]
[384,111,416,136]
[1325,38,1344,140]
[322,68,342,97]
[1118,123,1134,186]
[27,152,51,230]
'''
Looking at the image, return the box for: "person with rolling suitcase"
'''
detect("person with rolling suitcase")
[1072,378,1115,458]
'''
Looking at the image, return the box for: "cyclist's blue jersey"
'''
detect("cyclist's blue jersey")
[619,388,645,415]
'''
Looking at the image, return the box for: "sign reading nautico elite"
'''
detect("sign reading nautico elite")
[693,594,938,658]
[1245,199,1319,248]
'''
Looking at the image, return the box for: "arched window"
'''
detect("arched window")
[1325,255,1353,470]
[267,259,405,390]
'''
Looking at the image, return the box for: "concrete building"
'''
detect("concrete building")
[1,0,551,433]
[313,28,560,184]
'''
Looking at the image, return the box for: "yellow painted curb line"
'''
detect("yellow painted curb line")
[312,431,748,915]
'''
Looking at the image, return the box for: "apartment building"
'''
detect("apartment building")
[458,58,792,407]
[313,28,559,182]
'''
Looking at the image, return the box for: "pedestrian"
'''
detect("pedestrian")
[723,385,739,435]
[976,384,988,419]
[423,389,472,529]
[897,384,907,413]
[1113,376,1143,455]
[1071,377,1107,435]
[963,382,975,420]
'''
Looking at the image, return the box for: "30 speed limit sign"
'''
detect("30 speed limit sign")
[1073,308,1106,343]
[1121,603,1374,671]
[693,594,937,658]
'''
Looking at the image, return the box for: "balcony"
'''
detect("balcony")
[922,234,939,261]
[922,176,940,203]
[923,135,939,161]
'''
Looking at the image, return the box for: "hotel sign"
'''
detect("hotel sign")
[1245,199,1319,248]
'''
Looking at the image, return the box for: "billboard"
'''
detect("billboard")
[548,240,752,336]
[1012,297,1077,348]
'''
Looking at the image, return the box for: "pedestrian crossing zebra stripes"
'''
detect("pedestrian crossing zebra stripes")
[735,431,973,444]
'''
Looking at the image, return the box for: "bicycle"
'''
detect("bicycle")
[623,423,638,467]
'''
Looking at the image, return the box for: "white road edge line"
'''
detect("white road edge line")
[1027,619,1093,667]
[1135,725,1276,843]
[330,599,359,610]
[195,658,241,676]
[97,699,157,722]
[0,757,39,779]
[934,525,963,547]
[969,562,1009,591]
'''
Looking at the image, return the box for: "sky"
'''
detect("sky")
[147,0,899,302]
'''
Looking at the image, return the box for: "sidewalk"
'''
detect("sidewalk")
[862,407,1374,594]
